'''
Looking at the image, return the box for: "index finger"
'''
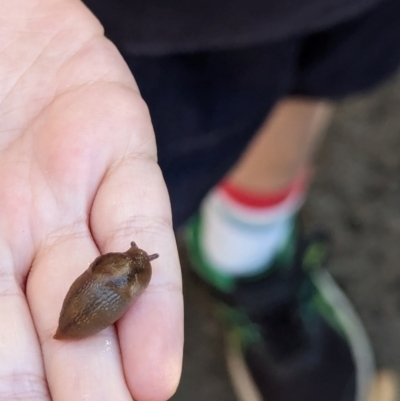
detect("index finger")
[90,152,184,400]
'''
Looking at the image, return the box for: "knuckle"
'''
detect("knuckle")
[108,214,172,244]
[0,269,22,298]
[0,372,49,401]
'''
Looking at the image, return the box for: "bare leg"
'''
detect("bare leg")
[198,97,334,275]
[228,97,334,192]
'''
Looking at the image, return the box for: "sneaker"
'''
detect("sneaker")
[184,214,376,401]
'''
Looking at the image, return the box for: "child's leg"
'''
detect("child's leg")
[200,98,333,276]
[228,98,332,193]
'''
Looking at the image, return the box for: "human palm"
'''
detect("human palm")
[0,2,183,400]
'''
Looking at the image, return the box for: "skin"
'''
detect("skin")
[228,98,333,192]
[0,1,183,401]
[54,242,159,340]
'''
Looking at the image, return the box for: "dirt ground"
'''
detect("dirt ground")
[171,73,400,401]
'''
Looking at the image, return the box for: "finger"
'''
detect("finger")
[0,243,50,401]
[90,157,184,401]
[27,233,135,401]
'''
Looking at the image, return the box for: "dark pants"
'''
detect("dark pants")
[120,0,400,228]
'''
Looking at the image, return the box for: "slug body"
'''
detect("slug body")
[54,242,158,340]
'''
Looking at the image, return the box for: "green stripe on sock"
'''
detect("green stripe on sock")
[185,214,236,292]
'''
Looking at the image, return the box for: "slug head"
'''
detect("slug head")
[89,241,158,293]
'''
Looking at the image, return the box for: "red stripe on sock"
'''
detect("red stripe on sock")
[220,172,308,208]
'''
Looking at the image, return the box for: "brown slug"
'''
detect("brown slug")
[54,242,158,340]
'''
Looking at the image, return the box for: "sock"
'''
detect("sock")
[199,172,308,277]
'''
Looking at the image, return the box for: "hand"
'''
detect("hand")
[0,2,183,400]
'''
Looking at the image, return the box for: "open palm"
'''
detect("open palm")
[0,2,183,401]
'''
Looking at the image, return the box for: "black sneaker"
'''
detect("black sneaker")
[184,214,375,401]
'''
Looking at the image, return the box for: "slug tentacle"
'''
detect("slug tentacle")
[148,253,159,261]
[54,242,157,340]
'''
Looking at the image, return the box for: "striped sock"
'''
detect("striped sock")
[199,172,308,277]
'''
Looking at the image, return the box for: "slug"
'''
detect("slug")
[54,241,158,340]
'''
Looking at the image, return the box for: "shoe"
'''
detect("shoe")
[184,214,375,401]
